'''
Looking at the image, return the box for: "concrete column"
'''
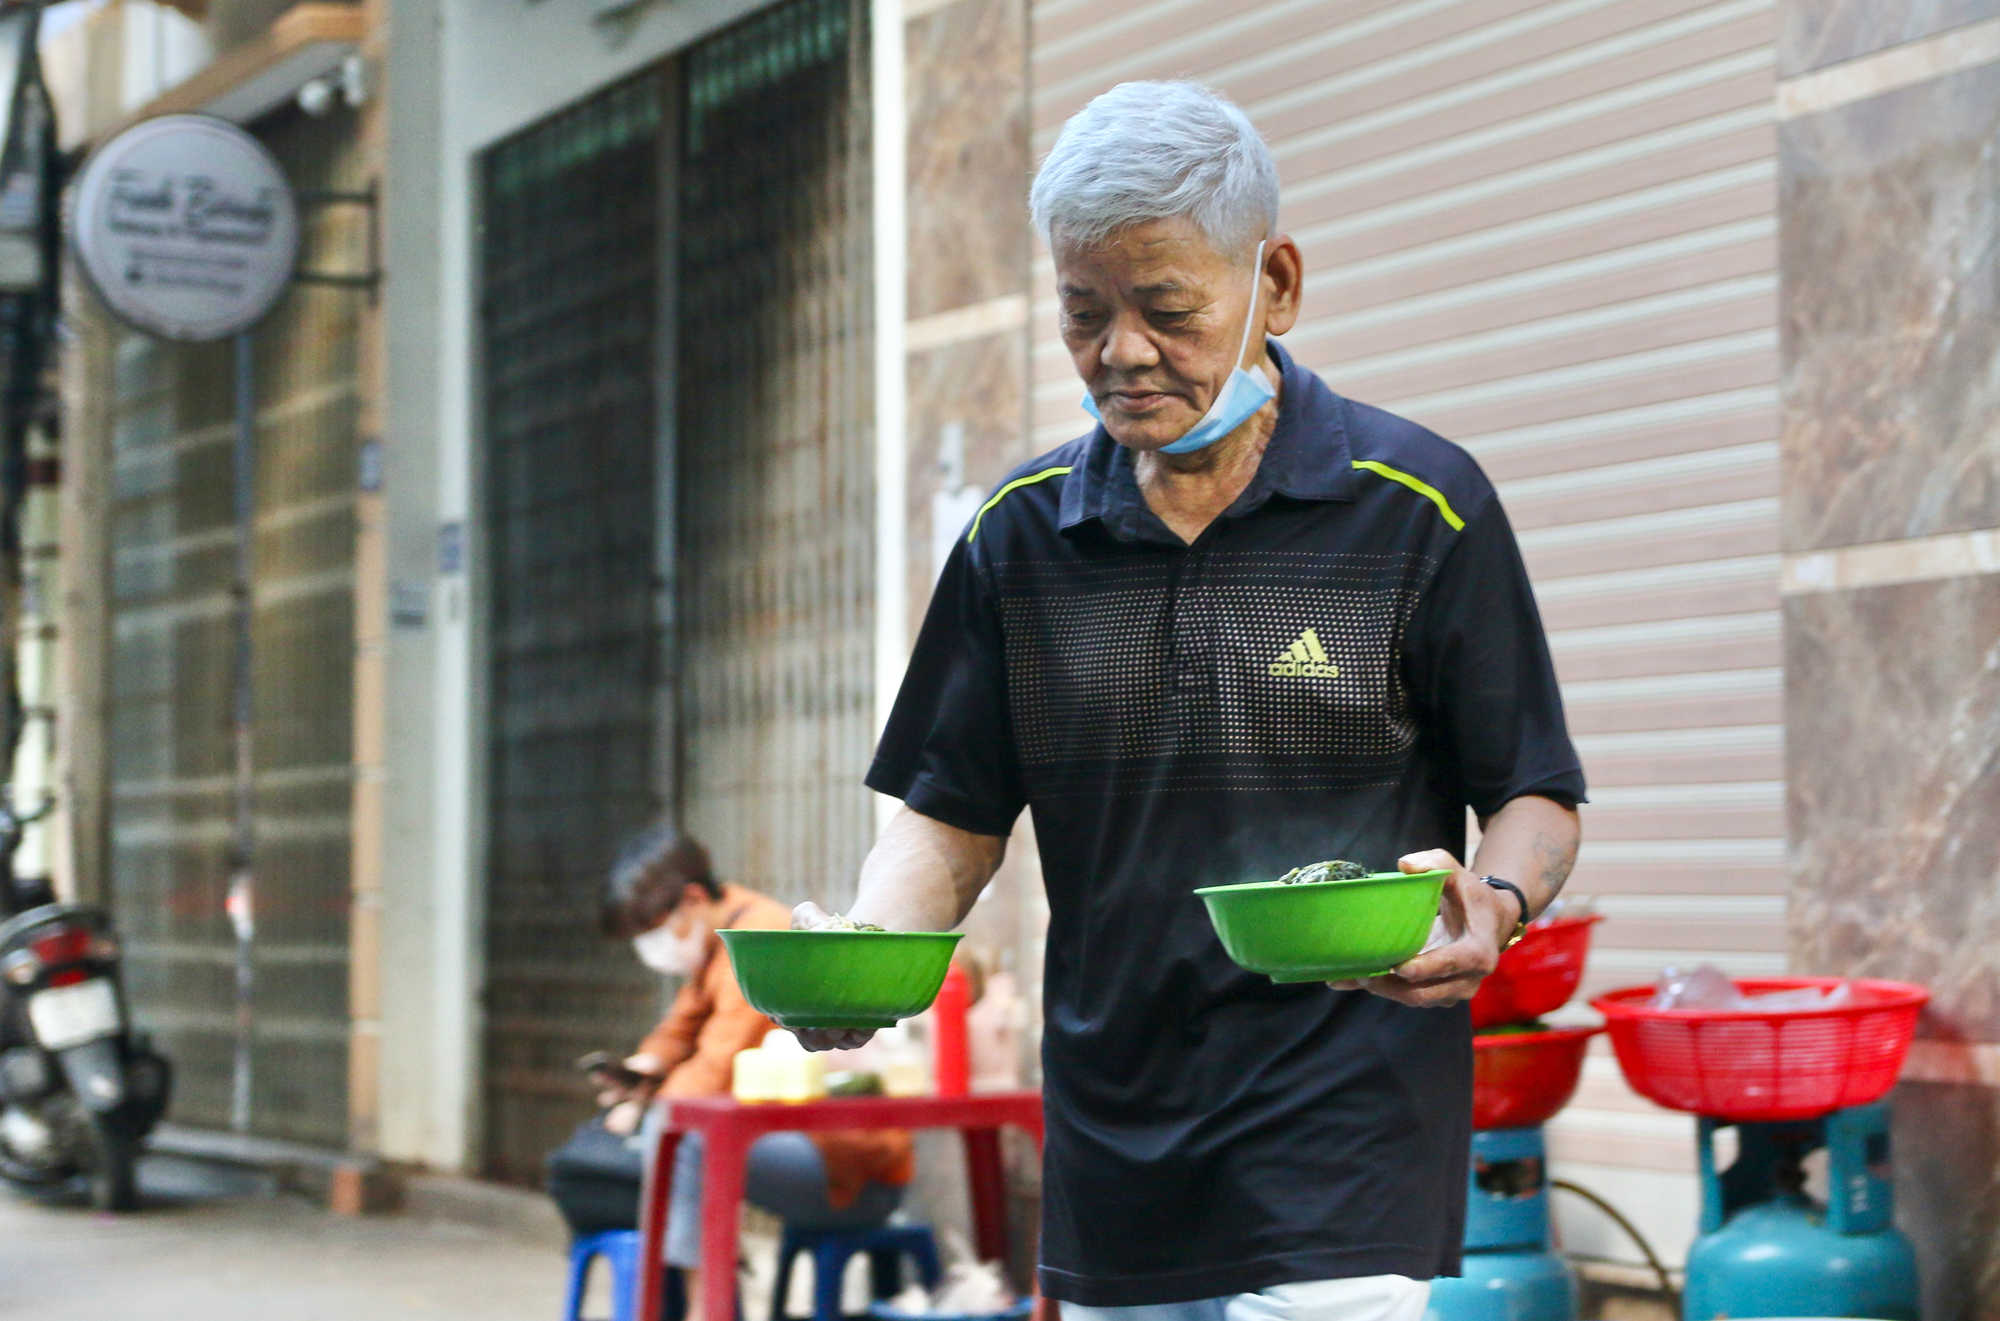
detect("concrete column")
[1777,6,2000,1315]
[373,0,470,1172]
[54,267,113,906]
[347,0,391,1158]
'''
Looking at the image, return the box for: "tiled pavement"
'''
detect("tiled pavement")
[0,1155,568,1320]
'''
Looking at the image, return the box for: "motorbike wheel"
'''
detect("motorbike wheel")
[83,1115,138,1212]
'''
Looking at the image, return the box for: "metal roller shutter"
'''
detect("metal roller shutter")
[476,0,872,1181]
[479,72,672,1182]
[676,0,875,910]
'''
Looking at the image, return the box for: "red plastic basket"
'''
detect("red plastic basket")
[1592,978,1928,1121]
[1472,1026,1600,1130]
[1470,914,1601,1029]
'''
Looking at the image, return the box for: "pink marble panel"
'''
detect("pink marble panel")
[904,0,1031,321]
[1785,576,2000,1039]
[1781,0,2000,76]
[1779,64,2000,550]
[1892,1081,2000,1321]
[904,330,1033,636]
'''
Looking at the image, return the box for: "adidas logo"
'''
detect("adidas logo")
[1268,628,1340,679]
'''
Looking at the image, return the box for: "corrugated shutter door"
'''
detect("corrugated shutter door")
[480,73,671,1182]
[677,0,874,909]
[475,1,871,1181]
[1030,0,1780,1251]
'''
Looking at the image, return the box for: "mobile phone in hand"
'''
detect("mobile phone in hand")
[576,1050,645,1089]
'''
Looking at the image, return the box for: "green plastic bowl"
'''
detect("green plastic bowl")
[718,929,964,1030]
[1195,869,1450,983]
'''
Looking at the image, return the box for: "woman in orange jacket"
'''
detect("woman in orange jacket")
[596,826,914,1310]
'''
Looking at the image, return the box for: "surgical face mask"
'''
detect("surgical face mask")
[1081,240,1276,455]
[633,918,707,978]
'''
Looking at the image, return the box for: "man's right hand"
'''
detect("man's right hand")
[787,810,1007,1050]
[789,901,881,1052]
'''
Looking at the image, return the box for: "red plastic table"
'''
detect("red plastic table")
[636,1092,1045,1321]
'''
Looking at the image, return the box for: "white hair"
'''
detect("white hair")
[1030,81,1279,255]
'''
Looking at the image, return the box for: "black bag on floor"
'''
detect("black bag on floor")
[546,1116,646,1237]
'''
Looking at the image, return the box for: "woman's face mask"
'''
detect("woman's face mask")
[633,915,707,977]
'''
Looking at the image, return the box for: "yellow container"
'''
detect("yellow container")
[731,1031,827,1103]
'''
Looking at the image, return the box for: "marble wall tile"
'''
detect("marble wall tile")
[1893,1081,2000,1321]
[1786,575,2000,1039]
[894,5,1040,1266]
[904,0,1030,321]
[903,329,1032,638]
[1782,0,2000,76]
[1780,63,2000,551]
[901,0,1035,626]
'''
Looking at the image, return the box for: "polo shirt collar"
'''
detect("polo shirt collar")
[1058,339,1355,542]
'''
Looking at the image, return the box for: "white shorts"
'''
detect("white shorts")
[1058,1275,1431,1321]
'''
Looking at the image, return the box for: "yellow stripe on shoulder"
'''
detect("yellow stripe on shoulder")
[1351,459,1466,531]
[966,465,1074,543]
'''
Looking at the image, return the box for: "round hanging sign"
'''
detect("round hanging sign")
[71,114,299,342]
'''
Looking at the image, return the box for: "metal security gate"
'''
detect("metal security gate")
[677,0,874,909]
[479,72,673,1183]
[478,0,872,1182]
[103,106,362,1146]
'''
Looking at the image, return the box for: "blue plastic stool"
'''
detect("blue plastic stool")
[566,1230,642,1321]
[772,1224,942,1321]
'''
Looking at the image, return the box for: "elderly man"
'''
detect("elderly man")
[798,80,1584,1321]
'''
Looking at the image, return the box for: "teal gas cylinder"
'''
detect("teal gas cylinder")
[1683,1103,1918,1321]
[1428,1128,1578,1321]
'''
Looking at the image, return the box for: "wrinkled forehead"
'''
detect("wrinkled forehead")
[1052,216,1246,297]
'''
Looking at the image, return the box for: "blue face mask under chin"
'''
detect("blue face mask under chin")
[1080,240,1276,455]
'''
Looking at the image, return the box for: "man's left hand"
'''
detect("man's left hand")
[1329,849,1516,1008]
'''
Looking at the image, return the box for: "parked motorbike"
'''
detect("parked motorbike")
[0,903,171,1209]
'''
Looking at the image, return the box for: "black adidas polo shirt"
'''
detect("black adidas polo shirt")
[868,341,1585,1306]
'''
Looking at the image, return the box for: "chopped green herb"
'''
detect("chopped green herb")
[1277,859,1370,885]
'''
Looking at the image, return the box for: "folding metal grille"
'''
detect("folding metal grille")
[479,72,672,1183]
[103,105,362,1146]
[676,0,874,911]
[477,0,871,1181]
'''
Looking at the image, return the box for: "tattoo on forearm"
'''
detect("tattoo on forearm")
[1532,829,1575,900]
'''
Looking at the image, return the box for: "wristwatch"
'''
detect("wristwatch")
[1481,877,1530,951]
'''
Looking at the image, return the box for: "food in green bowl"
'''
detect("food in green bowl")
[1278,859,1370,884]
[719,928,964,1030]
[1194,867,1450,983]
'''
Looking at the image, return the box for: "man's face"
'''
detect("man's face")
[1056,217,1267,453]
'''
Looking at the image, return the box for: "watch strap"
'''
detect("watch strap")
[1481,876,1530,950]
